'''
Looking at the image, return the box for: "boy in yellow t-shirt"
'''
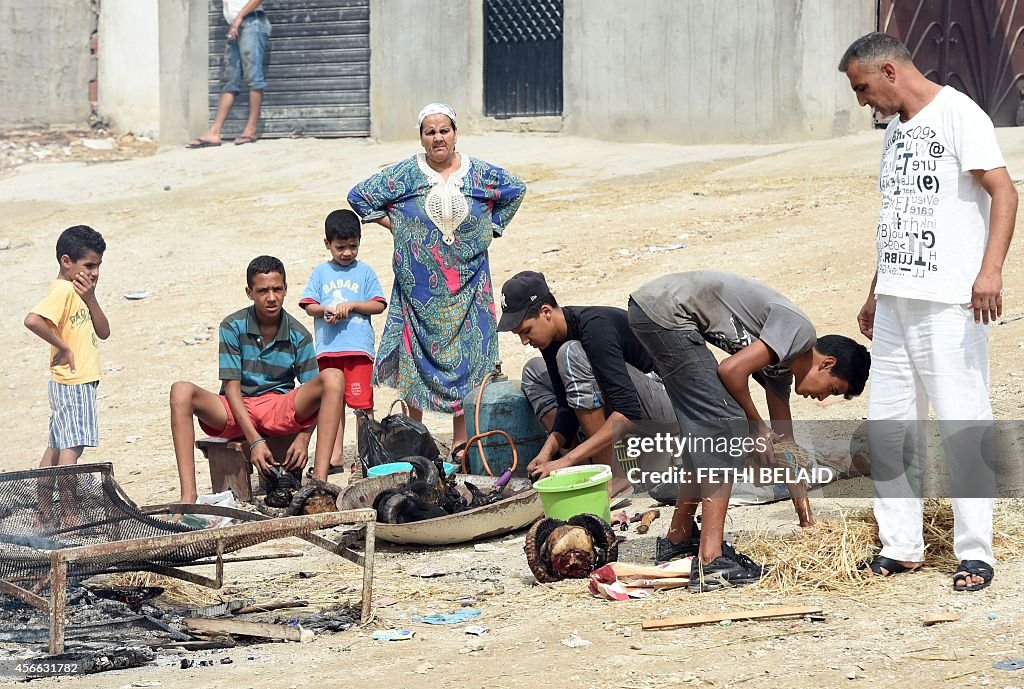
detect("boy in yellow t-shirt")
[24,226,110,468]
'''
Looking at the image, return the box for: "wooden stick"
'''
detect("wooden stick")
[635,510,660,534]
[234,600,309,615]
[184,617,315,642]
[922,613,960,626]
[642,605,823,630]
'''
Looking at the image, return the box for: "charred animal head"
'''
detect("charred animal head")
[372,487,448,524]
[285,479,342,516]
[264,467,302,508]
[524,514,619,583]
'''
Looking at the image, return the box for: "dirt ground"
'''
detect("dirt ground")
[1,129,1023,688]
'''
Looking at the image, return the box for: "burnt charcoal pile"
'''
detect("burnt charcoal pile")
[0,583,360,675]
[0,584,178,647]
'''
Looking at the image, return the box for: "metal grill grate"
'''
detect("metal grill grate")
[486,0,563,44]
[484,0,564,118]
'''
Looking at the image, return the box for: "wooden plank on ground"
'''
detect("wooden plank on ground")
[642,605,823,631]
[184,618,315,642]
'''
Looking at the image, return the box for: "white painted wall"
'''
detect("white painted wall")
[98,0,161,136]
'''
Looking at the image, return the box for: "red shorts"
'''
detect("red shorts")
[199,387,317,439]
[317,354,374,409]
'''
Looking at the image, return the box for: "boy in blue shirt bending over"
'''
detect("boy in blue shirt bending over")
[300,209,387,473]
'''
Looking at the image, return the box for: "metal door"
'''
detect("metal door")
[484,0,563,118]
[879,0,1024,125]
[208,0,370,138]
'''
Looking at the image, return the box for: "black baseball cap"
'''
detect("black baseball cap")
[497,271,551,331]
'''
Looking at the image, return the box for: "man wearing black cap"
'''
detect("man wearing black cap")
[497,271,677,511]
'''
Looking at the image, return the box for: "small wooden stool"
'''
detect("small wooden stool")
[195,434,301,501]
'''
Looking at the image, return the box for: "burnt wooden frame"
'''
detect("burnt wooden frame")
[0,505,375,654]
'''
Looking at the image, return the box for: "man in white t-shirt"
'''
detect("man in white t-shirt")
[840,32,1018,591]
[188,1,271,148]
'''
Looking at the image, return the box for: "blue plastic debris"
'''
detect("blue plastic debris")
[411,609,483,625]
[372,629,415,641]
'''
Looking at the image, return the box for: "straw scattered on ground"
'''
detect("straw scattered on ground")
[743,499,1024,594]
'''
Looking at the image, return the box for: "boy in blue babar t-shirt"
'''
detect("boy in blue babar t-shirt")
[300,209,387,474]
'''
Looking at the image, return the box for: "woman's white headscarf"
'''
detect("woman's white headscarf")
[417,103,457,130]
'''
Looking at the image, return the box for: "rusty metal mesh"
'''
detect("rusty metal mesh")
[0,463,277,586]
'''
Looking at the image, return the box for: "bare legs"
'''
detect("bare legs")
[190,89,263,145]
[168,369,345,502]
[663,487,730,565]
[169,382,231,504]
[293,369,345,481]
[37,446,85,528]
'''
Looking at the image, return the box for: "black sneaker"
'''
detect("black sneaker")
[654,520,701,563]
[649,482,678,505]
[655,535,699,563]
[689,548,768,592]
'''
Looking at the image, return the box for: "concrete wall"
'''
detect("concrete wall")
[795,0,878,137]
[369,0,483,140]
[157,0,209,146]
[0,0,94,126]
[98,0,160,136]
[562,0,877,143]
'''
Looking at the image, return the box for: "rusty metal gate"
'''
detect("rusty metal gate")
[879,0,1024,126]
[484,0,563,118]
[208,0,370,138]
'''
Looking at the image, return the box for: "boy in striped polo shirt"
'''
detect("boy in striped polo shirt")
[170,255,346,504]
[25,225,110,469]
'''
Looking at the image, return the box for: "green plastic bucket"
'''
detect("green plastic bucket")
[533,465,612,523]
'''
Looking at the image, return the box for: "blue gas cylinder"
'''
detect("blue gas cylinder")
[464,362,547,478]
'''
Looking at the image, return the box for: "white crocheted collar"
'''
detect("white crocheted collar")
[416,152,470,184]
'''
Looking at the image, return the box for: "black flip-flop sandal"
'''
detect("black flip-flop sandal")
[450,442,468,465]
[952,559,994,592]
[857,555,920,576]
[305,464,346,479]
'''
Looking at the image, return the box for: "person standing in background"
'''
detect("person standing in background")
[188,1,271,147]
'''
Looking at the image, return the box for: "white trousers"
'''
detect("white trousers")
[867,295,994,565]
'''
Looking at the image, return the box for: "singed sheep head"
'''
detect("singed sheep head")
[524,514,619,583]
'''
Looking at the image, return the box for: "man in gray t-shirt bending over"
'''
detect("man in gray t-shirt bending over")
[629,271,870,591]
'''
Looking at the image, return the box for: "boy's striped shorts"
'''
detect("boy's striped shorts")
[48,380,99,450]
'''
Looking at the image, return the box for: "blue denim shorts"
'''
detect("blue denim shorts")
[222,11,271,92]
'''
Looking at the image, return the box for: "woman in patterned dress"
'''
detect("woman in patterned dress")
[347,103,527,455]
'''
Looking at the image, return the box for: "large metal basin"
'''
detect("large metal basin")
[336,473,541,545]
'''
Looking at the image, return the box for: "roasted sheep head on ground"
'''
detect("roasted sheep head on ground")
[286,479,342,516]
[524,513,619,583]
